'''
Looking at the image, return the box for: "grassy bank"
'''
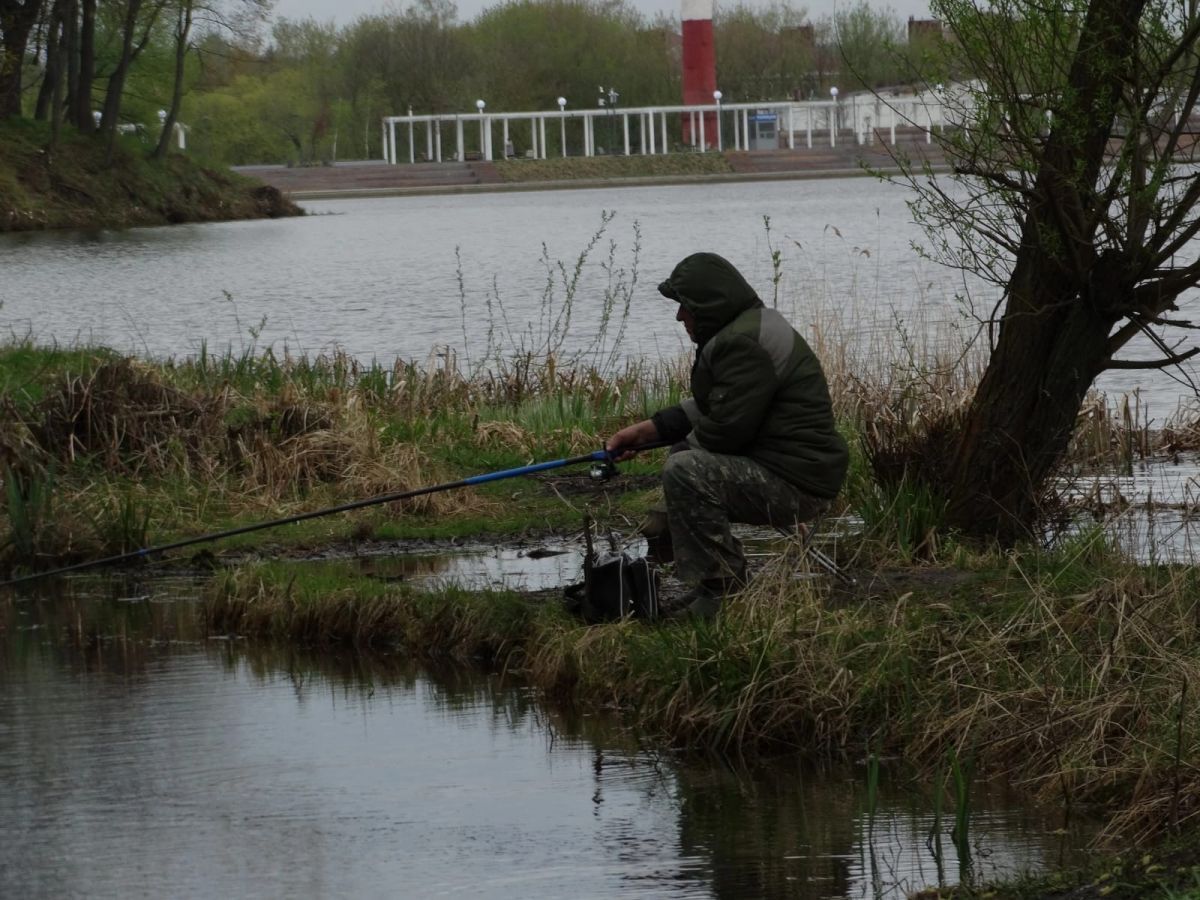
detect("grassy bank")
[4,327,1193,579]
[0,340,678,573]
[494,152,734,182]
[0,118,302,232]
[1,320,1197,575]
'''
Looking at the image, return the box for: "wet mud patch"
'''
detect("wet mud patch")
[530,470,661,497]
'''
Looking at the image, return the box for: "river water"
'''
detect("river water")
[2,178,1197,420]
[1,576,1095,899]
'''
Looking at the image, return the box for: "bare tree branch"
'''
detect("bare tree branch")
[1107,347,1200,369]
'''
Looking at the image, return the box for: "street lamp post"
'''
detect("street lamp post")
[829,86,839,147]
[557,96,567,157]
[712,90,722,152]
[475,99,487,159]
[599,86,619,154]
[608,87,619,154]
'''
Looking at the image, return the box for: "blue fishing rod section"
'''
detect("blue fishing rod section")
[461,450,606,485]
[2,444,665,588]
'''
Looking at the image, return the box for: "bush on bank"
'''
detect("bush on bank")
[0,118,301,232]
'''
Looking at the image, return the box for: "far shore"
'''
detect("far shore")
[272,166,905,201]
[236,142,949,201]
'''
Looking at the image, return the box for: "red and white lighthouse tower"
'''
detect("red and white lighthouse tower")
[681,0,717,148]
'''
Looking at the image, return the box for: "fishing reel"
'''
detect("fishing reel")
[589,459,618,482]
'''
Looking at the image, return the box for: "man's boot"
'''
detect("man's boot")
[639,505,674,564]
[666,572,746,621]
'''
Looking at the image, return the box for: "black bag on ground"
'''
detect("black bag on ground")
[564,552,659,623]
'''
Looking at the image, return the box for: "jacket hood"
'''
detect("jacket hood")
[657,253,762,344]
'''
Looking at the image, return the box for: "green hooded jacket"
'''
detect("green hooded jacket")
[650,252,849,500]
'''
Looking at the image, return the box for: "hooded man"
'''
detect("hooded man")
[606,252,849,619]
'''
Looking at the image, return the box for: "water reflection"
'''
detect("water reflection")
[669,759,1080,900]
[1064,453,1200,562]
[310,539,594,592]
[297,528,822,593]
[0,579,1095,899]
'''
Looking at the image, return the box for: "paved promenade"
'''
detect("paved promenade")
[236,137,948,200]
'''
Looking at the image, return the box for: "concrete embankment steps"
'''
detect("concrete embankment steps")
[726,136,946,175]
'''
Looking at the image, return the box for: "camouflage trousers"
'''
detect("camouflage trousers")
[659,447,828,586]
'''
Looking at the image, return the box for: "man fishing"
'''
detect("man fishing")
[606,252,848,619]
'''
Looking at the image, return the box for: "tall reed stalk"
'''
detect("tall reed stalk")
[3,465,54,563]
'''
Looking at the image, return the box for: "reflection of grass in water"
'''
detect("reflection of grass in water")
[865,749,881,835]
[949,748,973,865]
[3,578,208,675]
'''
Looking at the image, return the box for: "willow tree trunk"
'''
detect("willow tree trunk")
[942,0,1145,544]
[34,0,67,120]
[944,258,1116,542]
[153,0,191,160]
[63,0,78,130]
[71,0,95,132]
[0,0,41,118]
[99,0,147,161]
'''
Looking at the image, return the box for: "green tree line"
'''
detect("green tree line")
[2,0,926,165]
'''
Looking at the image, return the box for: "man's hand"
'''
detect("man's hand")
[606,419,660,461]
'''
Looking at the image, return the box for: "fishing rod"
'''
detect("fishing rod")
[1,441,670,588]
